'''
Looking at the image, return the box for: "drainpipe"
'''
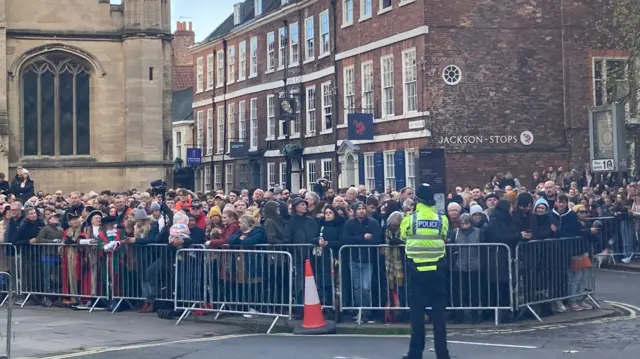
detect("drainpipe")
[330,0,340,188]
[210,47,216,190]
[222,39,228,191]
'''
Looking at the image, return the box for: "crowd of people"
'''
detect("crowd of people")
[0,164,636,325]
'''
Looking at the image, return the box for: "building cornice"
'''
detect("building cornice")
[7,29,173,42]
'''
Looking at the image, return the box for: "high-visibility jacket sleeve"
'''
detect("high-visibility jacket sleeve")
[400,214,412,243]
[440,214,450,241]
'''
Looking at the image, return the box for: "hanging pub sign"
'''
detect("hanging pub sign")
[279,98,296,121]
[347,113,374,141]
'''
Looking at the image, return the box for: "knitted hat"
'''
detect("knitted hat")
[469,204,484,216]
[150,202,161,212]
[173,211,189,225]
[134,208,149,221]
[351,200,365,212]
[169,223,190,243]
[208,206,221,217]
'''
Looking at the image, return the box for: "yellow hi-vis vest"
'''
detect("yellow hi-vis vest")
[400,203,449,271]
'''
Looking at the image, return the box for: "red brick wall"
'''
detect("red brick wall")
[172,21,196,91]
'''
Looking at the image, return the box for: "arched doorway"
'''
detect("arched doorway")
[345,154,355,188]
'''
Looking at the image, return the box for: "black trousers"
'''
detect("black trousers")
[407,262,450,359]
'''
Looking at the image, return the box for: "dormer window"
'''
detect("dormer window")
[234,3,241,25]
[255,0,262,16]
[282,0,289,5]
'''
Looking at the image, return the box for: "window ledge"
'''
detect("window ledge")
[305,132,316,138]
[374,111,429,124]
[265,69,275,74]
[319,129,333,135]
[277,66,285,71]
[341,22,353,29]
[290,133,301,139]
[249,73,258,79]
[277,135,287,140]
[399,0,415,7]
[318,52,330,60]
[216,84,223,89]
[337,124,347,129]
[249,147,258,151]
[227,80,235,85]
[289,62,300,68]
[266,136,276,141]
[237,76,246,82]
[205,87,213,92]
[196,89,204,94]
[359,14,372,23]
[303,57,315,64]
[378,7,392,16]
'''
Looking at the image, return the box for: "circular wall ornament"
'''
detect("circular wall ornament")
[442,65,462,85]
[520,131,534,146]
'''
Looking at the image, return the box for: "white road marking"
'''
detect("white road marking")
[39,334,259,359]
[448,340,536,349]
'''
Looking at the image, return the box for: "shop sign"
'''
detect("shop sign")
[437,131,534,146]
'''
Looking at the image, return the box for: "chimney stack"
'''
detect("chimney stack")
[171,20,196,91]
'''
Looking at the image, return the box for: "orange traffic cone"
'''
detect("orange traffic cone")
[302,259,327,329]
[292,259,336,334]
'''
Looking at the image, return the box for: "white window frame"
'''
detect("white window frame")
[206,108,214,155]
[342,0,353,26]
[228,46,235,84]
[255,0,262,16]
[196,110,204,148]
[267,162,277,188]
[216,51,224,87]
[225,164,234,191]
[250,37,258,78]
[267,95,276,140]
[175,131,182,159]
[289,22,299,66]
[280,162,287,188]
[306,160,317,191]
[234,4,241,25]
[250,98,258,150]
[196,57,204,93]
[343,66,355,124]
[402,48,417,114]
[227,103,236,150]
[278,27,287,69]
[216,106,225,153]
[381,55,395,117]
[405,148,416,189]
[291,92,301,137]
[267,31,276,72]
[319,10,330,57]
[360,0,372,21]
[592,56,629,106]
[304,17,315,62]
[321,81,332,133]
[364,153,375,190]
[306,85,316,136]
[383,151,396,189]
[204,166,211,191]
[206,54,214,90]
[379,0,393,14]
[214,165,222,190]
[239,100,247,142]
[238,41,247,81]
[361,61,374,114]
[321,158,332,181]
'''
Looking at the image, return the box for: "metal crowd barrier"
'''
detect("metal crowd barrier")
[17,243,108,311]
[0,244,17,308]
[587,216,640,264]
[173,248,293,333]
[0,272,12,359]
[515,237,599,321]
[109,243,205,313]
[338,243,514,326]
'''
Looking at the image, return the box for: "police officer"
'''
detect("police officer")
[400,183,450,359]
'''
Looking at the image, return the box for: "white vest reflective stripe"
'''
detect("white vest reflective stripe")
[405,212,446,270]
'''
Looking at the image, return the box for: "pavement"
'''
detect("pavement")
[0,268,639,359]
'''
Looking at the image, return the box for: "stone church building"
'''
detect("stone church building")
[0,0,173,192]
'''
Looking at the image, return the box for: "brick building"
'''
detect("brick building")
[189,0,633,192]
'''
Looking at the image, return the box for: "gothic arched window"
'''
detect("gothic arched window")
[22,53,91,156]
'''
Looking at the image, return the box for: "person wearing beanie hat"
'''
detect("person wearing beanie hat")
[150,202,161,212]
[469,204,487,229]
[513,192,534,236]
[531,197,555,240]
[284,197,318,246]
[447,202,462,235]
[208,206,221,218]
[451,212,483,323]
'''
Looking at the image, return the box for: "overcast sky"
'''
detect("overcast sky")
[171,0,236,42]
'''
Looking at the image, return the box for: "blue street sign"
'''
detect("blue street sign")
[186,148,202,166]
